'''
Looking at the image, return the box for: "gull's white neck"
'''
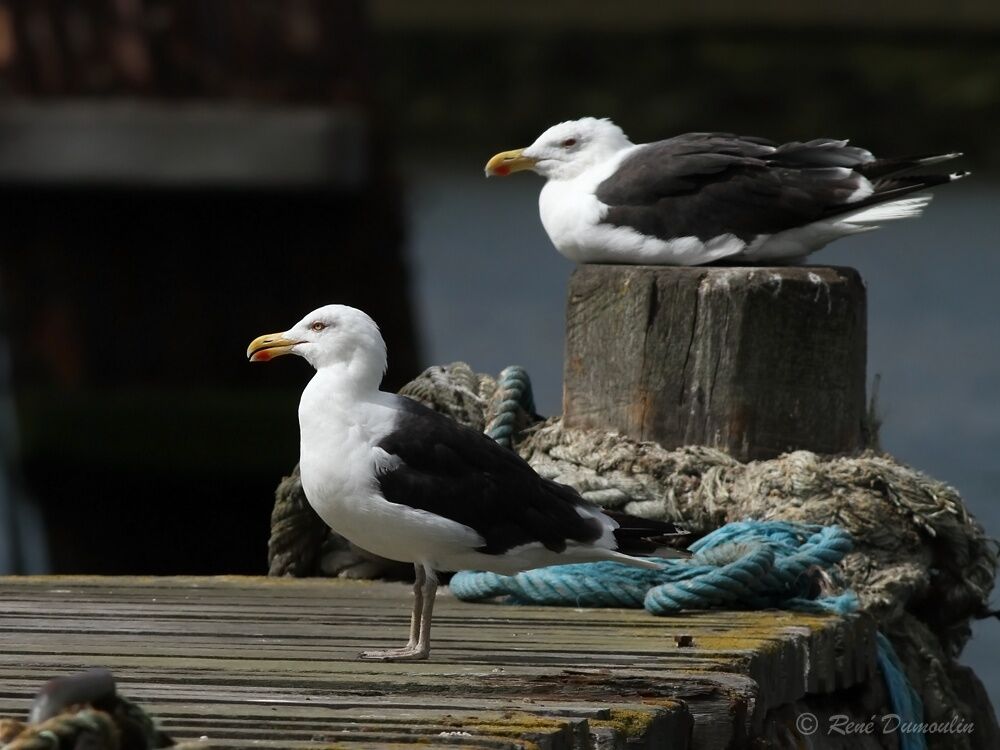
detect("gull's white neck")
[304,360,381,400]
[296,330,394,455]
[298,363,390,445]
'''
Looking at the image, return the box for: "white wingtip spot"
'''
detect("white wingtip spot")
[847,176,874,203]
[842,194,933,225]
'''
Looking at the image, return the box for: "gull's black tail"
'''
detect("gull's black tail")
[858,151,965,180]
[605,510,691,558]
[841,152,969,214]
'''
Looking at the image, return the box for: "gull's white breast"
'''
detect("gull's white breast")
[297,380,483,568]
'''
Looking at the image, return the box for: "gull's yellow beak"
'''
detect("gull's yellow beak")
[247,332,299,363]
[484,148,536,177]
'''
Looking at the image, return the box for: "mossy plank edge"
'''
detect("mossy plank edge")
[590,704,692,749]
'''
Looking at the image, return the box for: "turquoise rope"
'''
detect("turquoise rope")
[451,521,924,748]
[875,632,927,750]
[467,366,925,746]
[485,366,536,448]
[450,521,852,613]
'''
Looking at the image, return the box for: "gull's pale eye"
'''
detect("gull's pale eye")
[310,321,327,332]
[562,138,577,148]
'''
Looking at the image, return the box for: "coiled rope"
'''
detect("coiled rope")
[450,521,854,613]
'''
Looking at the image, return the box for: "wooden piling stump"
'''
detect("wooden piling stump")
[562,265,867,461]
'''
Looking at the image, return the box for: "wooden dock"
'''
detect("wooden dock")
[0,576,876,749]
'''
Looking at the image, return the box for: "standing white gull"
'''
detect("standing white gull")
[248,305,686,661]
[484,117,967,265]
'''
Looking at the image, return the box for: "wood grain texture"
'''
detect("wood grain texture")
[563,265,867,460]
[0,576,876,749]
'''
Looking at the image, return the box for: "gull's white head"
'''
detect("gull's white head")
[484,117,633,181]
[247,304,387,382]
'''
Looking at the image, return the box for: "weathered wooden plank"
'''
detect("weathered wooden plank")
[0,624,849,677]
[562,265,867,460]
[0,576,875,749]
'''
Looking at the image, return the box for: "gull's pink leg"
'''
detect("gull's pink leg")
[359,565,435,661]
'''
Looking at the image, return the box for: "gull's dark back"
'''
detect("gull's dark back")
[375,395,684,557]
[595,132,963,243]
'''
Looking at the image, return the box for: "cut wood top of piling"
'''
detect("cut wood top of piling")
[563,265,867,461]
[0,576,875,749]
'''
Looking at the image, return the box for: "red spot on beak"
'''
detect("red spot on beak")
[495,165,511,176]
[253,350,270,362]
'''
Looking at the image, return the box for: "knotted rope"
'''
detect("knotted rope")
[0,669,192,750]
[0,709,119,750]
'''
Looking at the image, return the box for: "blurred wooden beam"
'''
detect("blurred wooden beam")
[0,101,368,188]
[371,0,1000,32]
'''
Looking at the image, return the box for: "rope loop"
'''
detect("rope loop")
[485,366,536,447]
[452,521,853,616]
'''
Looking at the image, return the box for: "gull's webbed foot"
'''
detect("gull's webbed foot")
[358,644,429,661]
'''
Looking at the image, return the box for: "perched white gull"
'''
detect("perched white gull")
[248,305,687,661]
[484,117,967,265]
